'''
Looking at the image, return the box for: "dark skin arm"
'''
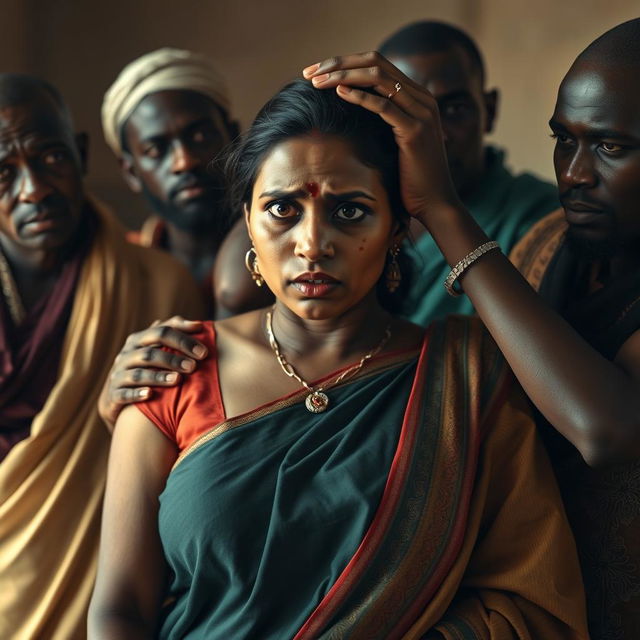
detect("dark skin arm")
[88,406,177,638]
[303,52,640,467]
[212,216,274,318]
[98,316,208,429]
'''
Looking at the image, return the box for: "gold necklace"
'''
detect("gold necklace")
[265,307,392,413]
[0,250,25,325]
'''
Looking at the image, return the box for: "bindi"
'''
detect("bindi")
[305,182,319,198]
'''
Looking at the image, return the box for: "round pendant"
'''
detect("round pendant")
[305,391,329,413]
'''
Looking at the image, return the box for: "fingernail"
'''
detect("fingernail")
[302,63,320,77]
[192,345,207,358]
[166,372,178,382]
[312,73,329,85]
[337,85,352,94]
[138,388,150,398]
[181,359,194,371]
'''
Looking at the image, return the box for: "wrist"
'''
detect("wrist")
[414,199,467,230]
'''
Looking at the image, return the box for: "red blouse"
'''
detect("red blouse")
[136,322,225,451]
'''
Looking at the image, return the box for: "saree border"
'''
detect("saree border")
[509,208,566,290]
[172,347,421,471]
[293,317,507,639]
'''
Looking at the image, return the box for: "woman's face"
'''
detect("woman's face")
[246,133,402,320]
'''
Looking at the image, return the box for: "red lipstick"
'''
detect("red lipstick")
[291,271,339,297]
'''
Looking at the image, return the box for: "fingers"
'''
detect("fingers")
[335,85,420,132]
[124,317,208,359]
[123,346,197,373]
[303,53,436,118]
[303,52,414,87]
[111,363,182,389]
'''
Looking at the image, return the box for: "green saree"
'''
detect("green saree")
[156,317,587,639]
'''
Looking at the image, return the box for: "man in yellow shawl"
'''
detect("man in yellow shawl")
[0,73,203,639]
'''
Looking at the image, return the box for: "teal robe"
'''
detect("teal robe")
[403,147,558,325]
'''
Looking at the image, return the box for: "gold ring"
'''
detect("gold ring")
[387,81,402,99]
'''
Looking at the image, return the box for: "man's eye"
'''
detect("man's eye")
[441,103,472,118]
[601,141,623,153]
[192,129,213,144]
[0,165,13,183]
[43,150,67,165]
[550,133,572,145]
[266,201,298,218]
[143,144,162,159]
[334,204,367,222]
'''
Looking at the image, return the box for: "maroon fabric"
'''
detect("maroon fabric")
[0,242,86,462]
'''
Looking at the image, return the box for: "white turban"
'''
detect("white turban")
[101,47,231,156]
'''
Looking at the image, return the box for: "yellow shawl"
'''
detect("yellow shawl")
[0,201,203,640]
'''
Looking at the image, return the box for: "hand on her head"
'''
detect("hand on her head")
[302,52,462,226]
[97,316,208,429]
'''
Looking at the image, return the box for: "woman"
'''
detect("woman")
[89,60,587,639]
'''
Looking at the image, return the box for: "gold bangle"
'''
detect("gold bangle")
[444,240,500,297]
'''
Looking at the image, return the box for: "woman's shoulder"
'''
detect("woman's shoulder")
[135,319,225,450]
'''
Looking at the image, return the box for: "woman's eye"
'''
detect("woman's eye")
[550,133,572,145]
[266,201,298,218]
[334,204,367,222]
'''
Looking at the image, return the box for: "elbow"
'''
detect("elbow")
[214,280,250,315]
[573,418,640,469]
[87,604,153,640]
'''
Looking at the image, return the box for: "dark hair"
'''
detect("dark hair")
[379,20,486,86]
[224,78,412,310]
[0,72,74,130]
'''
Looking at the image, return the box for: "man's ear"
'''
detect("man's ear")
[484,88,499,135]
[243,202,253,242]
[75,132,89,175]
[119,152,143,194]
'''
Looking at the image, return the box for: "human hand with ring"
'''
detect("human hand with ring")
[302,52,463,228]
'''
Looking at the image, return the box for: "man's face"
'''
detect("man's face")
[122,89,232,234]
[550,62,640,259]
[0,95,85,261]
[388,46,496,198]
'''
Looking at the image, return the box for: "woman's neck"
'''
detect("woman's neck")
[268,294,392,363]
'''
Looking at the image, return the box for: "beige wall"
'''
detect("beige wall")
[3,0,638,226]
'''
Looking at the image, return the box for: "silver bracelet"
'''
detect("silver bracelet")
[444,240,500,297]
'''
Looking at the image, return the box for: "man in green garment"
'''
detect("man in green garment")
[379,21,559,324]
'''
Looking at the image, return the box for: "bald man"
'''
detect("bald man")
[508,19,640,637]
[102,48,272,317]
[0,73,202,638]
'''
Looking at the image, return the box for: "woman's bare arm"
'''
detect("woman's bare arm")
[88,406,178,639]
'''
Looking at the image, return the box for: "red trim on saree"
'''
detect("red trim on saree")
[294,317,504,639]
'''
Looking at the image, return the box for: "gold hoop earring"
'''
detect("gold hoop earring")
[386,245,401,293]
[245,247,264,287]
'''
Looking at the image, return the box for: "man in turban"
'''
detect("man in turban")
[102,47,248,317]
[0,73,202,639]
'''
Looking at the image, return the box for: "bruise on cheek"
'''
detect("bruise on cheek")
[305,182,319,198]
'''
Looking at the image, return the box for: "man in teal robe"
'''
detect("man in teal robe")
[380,21,559,324]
